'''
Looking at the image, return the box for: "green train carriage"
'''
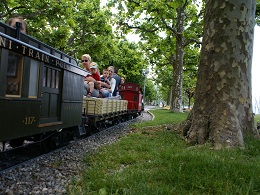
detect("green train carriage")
[0,21,86,148]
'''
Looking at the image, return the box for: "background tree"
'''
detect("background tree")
[141,79,157,105]
[256,0,260,25]
[1,0,80,51]
[0,0,149,86]
[182,0,257,148]
[182,43,199,108]
[109,0,203,112]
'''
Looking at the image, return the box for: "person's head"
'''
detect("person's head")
[81,54,91,70]
[102,69,109,78]
[114,67,118,74]
[6,16,28,34]
[90,62,98,74]
[121,77,125,84]
[107,66,114,77]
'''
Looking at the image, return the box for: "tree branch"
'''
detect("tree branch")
[183,38,202,47]
[120,22,159,33]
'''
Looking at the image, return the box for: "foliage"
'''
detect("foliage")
[182,44,200,107]
[256,0,260,26]
[0,0,149,85]
[108,0,204,110]
[141,79,158,104]
[255,114,260,123]
[105,40,149,85]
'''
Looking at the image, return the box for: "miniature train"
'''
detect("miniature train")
[0,21,143,151]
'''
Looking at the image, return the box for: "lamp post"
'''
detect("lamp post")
[142,68,149,105]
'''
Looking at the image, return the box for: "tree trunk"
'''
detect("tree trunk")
[170,6,185,112]
[168,85,173,106]
[182,0,257,148]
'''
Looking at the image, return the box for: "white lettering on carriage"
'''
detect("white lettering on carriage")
[28,48,34,57]
[22,45,27,54]
[8,40,12,49]
[0,35,70,70]
[35,51,40,60]
[0,36,12,49]
[0,36,6,47]
[44,55,49,63]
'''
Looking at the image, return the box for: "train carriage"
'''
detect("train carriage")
[82,97,128,133]
[0,20,144,152]
[119,83,143,118]
[0,21,85,147]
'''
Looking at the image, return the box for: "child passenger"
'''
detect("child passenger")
[89,62,101,90]
[100,69,112,98]
[100,69,111,87]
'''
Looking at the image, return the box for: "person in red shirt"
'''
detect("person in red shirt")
[89,62,102,91]
[89,62,100,81]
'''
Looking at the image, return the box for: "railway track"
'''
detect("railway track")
[0,139,73,174]
[0,111,152,175]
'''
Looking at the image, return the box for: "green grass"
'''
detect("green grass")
[68,110,260,195]
[132,109,189,128]
[255,114,260,124]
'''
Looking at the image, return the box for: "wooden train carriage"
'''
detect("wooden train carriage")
[82,97,128,115]
[82,97,128,130]
[119,83,143,114]
[0,21,86,143]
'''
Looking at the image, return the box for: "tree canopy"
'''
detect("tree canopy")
[0,0,155,94]
[107,0,203,111]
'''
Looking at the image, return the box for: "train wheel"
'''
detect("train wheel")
[60,132,68,146]
[101,121,107,130]
[41,133,61,153]
[96,121,107,131]
[89,123,99,135]
[128,115,133,120]
[9,138,24,148]
[119,116,124,123]
[52,134,61,148]
[115,118,120,125]
[97,121,103,131]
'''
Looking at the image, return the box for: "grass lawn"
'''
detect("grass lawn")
[255,114,260,124]
[68,109,260,195]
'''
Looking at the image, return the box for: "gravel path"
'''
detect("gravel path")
[0,111,152,195]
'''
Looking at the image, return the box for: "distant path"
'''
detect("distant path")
[144,105,157,111]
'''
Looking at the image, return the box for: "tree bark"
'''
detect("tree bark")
[182,0,257,148]
[170,6,185,112]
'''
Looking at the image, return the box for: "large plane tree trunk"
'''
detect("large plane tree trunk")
[182,0,257,148]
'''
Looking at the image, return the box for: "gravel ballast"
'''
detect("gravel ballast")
[0,112,152,195]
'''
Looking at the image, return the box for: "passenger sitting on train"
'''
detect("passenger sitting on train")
[111,67,121,96]
[89,62,102,90]
[99,69,112,98]
[6,15,28,34]
[81,54,99,98]
[107,66,116,96]
[121,77,125,84]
